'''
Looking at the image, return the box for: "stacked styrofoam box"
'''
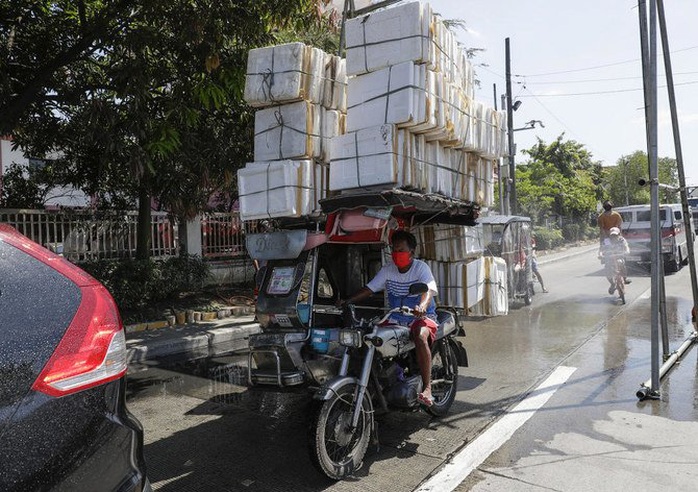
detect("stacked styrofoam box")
[416,224,484,262]
[331,1,507,207]
[239,43,348,221]
[469,256,508,316]
[425,257,486,309]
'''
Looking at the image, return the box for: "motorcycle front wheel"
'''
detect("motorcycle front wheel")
[426,340,459,417]
[308,385,372,480]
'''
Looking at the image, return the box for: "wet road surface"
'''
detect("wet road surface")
[126,250,698,491]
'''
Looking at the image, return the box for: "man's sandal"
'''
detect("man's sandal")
[418,392,434,407]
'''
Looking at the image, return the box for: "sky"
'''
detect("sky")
[423,0,698,184]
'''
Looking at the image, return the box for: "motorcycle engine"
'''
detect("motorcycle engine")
[382,363,423,408]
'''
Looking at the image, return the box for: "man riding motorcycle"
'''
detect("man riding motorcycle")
[601,227,630,295]
[338,230,438,407]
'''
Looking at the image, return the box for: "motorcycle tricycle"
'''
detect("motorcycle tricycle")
[246,191,473,479]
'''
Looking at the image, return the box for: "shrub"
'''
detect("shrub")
[80,255,210,310]
[533,227,564,250]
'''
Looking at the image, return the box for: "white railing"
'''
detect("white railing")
[0,209,178,262]
[201,212,256,259]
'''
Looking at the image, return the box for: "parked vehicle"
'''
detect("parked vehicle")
[479,215,534,305]
[615,204,695,272]
[246,191,471,480]
[0,224,151,492]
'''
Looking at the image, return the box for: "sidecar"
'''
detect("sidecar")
[246,190,476,388]
[478,215,534,306]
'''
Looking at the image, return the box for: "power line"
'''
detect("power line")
[518,80,698,97]
[516,71,698,85]
[520,87,607,161]
[514,45,698,78]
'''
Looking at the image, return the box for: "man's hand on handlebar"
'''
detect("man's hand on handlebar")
[412,304,428,318]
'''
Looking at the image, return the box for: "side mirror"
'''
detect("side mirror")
[409,282,429,296]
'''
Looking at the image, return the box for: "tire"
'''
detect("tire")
[524,291,532,306]
[308,385,372,480]
[665,254,680,273]
[426,340,459,417]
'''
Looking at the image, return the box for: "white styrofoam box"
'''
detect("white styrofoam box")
[320,108,345,163]
[254,101,320,162]
[483,256,508,315]
[346,62,421,131]
[345,1,433,76]
[330,124,405,190]
[238,160,317,221]
[411,65,440,135]
[426,142,451,195]
[245,43,323,107]
[323,54,348,112]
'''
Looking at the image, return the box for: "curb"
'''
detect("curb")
[124,306,256,334]
[537,244,597,266]
[126,317,260,365]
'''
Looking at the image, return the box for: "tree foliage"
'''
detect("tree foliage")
[601,150,678,206]
[517,135,603,227]
[1,0,334,257]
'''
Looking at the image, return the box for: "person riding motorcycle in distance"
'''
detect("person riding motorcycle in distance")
[338,230,439,407]
[602,227,630,295]
[598,201,631,284]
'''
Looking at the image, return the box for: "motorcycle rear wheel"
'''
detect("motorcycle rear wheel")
[426,340,459,417]
[308,385,372,480]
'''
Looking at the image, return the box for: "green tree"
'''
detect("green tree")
[1,0,332,258]
[602,151,678,206]
[517,135,602,237]
[0,163,50,208]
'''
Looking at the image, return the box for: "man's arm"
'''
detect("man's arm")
[338,287,374,307]
[413,290,434,318]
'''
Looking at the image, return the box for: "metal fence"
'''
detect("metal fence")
[0,209,178,262]
[201,212,256,259]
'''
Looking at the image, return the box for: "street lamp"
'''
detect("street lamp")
[513,120,545,132]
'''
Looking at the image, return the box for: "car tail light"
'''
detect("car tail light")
[0,225,128,398]
[32,284,128,397]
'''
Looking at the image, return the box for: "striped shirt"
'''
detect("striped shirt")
[366,259,438,324]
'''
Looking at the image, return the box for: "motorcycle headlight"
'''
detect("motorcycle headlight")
[339,329,363,348]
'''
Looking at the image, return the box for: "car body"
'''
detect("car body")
[0,224,150,491]
[615,204,695,272]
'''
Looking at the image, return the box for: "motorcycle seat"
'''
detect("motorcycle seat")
[435,310,456,340]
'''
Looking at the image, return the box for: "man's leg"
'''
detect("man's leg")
[411,319,435,404]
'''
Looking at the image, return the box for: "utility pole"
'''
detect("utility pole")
[505,38,515,215]
[494,84,505,214]
[637,0,661,398]
[623,158,630,206]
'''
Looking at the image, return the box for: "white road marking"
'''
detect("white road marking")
[414,366,577,492]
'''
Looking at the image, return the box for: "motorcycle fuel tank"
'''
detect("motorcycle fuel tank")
[373,325,415,358]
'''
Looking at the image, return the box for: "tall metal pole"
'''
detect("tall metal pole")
[623,158,630,206]
[648,0,661,395]
[505,38,516,215]
[637,0,670,360]
[657,0,698,319]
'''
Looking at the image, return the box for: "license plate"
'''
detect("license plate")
[626,255,641,261]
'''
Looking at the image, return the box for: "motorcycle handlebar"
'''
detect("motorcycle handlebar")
[345,304,416,327]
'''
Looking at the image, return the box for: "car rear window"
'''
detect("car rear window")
[635,210,667,221]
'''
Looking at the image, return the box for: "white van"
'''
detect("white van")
[615,204,695,272]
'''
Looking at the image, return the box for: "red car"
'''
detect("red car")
[0,224,150,491]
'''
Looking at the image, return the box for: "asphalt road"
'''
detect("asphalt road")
[126,250,698,492]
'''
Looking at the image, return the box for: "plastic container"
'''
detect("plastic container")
[310,329,330,353]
